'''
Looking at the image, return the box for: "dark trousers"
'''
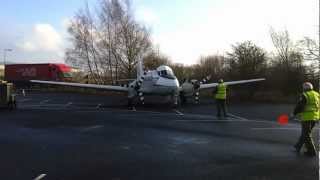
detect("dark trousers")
[295,121,317,154]
[216,99,227,117]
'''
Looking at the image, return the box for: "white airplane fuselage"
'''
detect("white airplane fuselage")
[136,70,180,95]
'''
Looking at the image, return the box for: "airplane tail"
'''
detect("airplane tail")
[137,56,143,78]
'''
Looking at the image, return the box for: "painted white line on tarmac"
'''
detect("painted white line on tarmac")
[173,109,184,116]
[81,125,104,132]
[252,127,319,130]
[34,174,46,180]
[228,113,248,121]
[227,113,300,126]
[174,119,249,122]
[39,99,50,104]
[19,98,32,103]
[251,127,300,131]
[65,102,73,107]
[96,104,102,109]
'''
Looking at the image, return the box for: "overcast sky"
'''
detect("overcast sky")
[0,0,318,65]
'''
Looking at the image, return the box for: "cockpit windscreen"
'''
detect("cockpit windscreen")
[158,70,176,79]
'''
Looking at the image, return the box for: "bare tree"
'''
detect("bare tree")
[198,55,225,80]
[227,41,267,79]
[66,0,151,84]
[269,27,296,65]
[143,50,171,70]
[299,37,319,62]
[269,28,308,94]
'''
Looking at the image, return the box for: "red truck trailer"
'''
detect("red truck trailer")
[5,63,72,82]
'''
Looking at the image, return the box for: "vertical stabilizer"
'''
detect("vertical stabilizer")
[137,56,143,78]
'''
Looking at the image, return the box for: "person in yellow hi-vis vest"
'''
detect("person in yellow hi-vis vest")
[214,79,228,119]
[293,82,319,157]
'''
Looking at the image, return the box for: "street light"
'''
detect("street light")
[3,48,13,65]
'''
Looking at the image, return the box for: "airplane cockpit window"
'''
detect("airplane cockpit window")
[158,70,176,79]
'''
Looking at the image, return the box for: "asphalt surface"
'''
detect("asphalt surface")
[0,91,318,180]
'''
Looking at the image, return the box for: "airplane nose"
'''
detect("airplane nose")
[156,77,180,89]
[174,79,180,88]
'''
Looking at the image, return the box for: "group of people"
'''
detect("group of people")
[214,80,319,157]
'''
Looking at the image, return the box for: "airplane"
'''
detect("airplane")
[31,58,265,107]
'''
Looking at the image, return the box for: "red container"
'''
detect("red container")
[5,63,72,82]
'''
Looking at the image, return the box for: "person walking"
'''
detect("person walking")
[293,82,319,157]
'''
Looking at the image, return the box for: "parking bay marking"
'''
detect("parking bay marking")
[251,127,300,131]
[173,109,184,116]
[174,119,250,122]
[64,102,73,107]
[34,174,46,180]
[96,104,102,109]
[39,99,50,105]
[19,98,32,103]
[81,125,104,132]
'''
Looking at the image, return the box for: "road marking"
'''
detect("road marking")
[96,104,102,109]
[252,127,319,131]
[228,113,248,121]
[81,125,104,132]
[34,174,46,180]
[173,109,184,116]
[251,127,301,131]
[64,102,73,107]
[174,119,249,122]
[121,146,131,150]
[227,113,301,126]
[19,98,31,103]
[39,99,50,105]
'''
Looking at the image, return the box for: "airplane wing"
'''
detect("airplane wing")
[200,78,266,90]
[30,80,129,92]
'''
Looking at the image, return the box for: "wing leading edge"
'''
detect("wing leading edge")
[200,78,266,90]
[30,80,129,92]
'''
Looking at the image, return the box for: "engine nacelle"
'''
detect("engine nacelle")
[180,80,200,104]
[179,76,211,104]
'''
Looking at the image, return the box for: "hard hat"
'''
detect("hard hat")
[218,79,224,83]
[302,82,313,91]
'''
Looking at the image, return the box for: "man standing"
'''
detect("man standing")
[293,82,319,157]
[215,79,228,119]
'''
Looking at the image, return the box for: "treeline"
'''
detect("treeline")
[66,0,319,101]
[143,30,319,100]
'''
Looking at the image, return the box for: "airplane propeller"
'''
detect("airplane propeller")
[180,75,211,104]
[134,75,145,105]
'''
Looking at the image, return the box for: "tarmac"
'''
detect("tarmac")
[0,91,318,180]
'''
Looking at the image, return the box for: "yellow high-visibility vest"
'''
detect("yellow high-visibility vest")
[215,83,227,100]
[300,90,320,121]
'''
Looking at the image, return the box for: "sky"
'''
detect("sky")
[0,0,318,65]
